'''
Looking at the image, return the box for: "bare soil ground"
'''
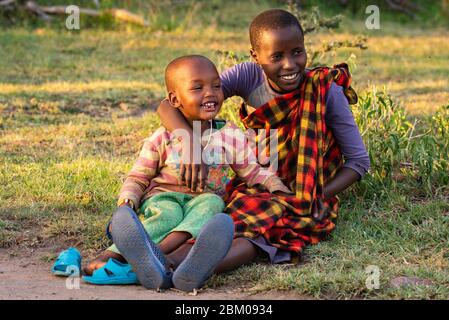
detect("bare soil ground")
[0,246,309,300]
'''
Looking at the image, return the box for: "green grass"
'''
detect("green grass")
[1,2,449,299]
[211,198,449,299]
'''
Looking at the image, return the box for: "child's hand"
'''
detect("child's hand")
[179,137,209,192]
[268,176,294,196]
[312,198,331,222]
[180,162,208,192]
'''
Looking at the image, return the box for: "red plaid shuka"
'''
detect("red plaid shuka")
[224,63,358,256]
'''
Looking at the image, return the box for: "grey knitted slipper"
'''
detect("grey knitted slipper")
[172,213,234,292]
[110,206,172,290]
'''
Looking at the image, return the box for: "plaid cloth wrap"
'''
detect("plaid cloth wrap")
[224,63,358,254]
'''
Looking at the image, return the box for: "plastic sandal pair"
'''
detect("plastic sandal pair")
[51,247,137,285]
[51,247,82,276]
[83,258,138,285]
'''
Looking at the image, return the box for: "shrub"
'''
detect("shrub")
[352,89,448,199]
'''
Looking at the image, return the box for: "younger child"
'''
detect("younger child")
[85,55,292,291]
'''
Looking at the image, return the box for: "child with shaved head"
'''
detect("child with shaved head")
[84,55,291,292]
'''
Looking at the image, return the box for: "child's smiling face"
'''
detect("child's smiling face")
[168,58,224,122]
[251,25,307,93]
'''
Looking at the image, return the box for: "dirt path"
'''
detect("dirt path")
[0,247,307,300]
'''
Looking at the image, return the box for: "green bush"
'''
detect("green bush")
[353,89,449,199]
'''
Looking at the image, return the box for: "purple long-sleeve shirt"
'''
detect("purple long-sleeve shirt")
[220,62,370,178]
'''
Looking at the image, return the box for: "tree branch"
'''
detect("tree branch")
[385,0,418,19]
[24,1,53,21]
[0,0,16,6]
[13,1,149,26]
[38,5,100,16]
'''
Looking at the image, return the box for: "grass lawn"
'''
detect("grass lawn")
[1,11,448,299]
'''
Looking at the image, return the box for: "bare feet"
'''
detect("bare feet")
[83,250,127,276]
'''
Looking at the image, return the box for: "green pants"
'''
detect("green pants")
[108,192,225,254]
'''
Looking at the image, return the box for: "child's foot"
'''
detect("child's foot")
[172,213,234,292]
[83,250,126,276]
[110,206,172,290]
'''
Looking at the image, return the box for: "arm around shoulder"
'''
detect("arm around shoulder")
[156,98,192,132]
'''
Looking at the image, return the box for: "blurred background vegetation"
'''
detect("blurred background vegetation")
[1,0,448,29]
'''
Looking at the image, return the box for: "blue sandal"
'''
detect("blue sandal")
[51,247,82,277]
[82,258,138,285]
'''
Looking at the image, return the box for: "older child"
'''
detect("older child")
[156,9,370,270]
[85,55,292,291]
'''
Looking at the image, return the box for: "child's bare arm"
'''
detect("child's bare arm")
[157,99,191,132]
[156,99,208,192]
